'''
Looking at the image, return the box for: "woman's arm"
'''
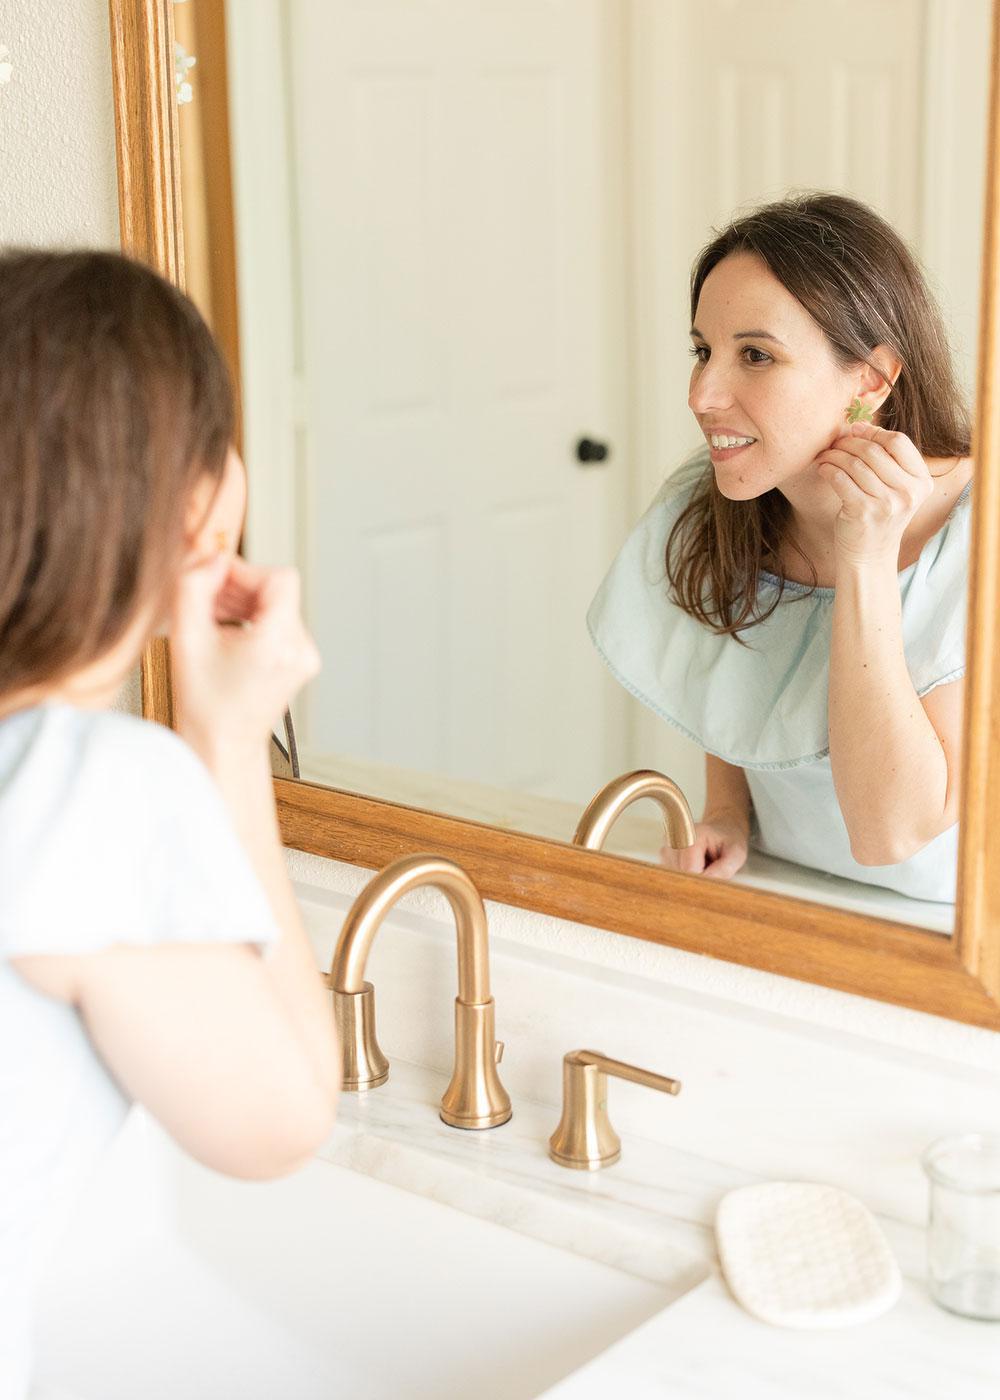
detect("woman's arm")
[12,730,340,1179]
[817,422,963,865]
[14,939,337,1181]
[828,559,961,864]
[13,553,340,1180]
[187,736,342,1112]
[703,753,752,830]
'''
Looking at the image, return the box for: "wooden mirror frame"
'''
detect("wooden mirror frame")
[110,0,1000,1029]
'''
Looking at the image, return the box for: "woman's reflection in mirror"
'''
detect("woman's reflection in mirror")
[589,192,972,903]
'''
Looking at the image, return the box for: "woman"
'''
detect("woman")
[588,193,971,902]
[0,249,340,1399]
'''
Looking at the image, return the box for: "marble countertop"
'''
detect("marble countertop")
[541,1272,1000,1399]
[321,1060,998,1397]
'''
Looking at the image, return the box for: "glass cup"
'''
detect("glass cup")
[922,1133,1000,1320]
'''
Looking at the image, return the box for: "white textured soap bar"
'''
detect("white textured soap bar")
[715,1182,902,1328]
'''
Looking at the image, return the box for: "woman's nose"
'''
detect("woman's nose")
[688,363,734,414]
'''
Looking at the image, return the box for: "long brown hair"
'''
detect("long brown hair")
[0,249,234,699]
[666,192,972,640]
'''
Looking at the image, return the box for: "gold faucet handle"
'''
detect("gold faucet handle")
[548,1049,681,1171]
[576,1051,681,1096]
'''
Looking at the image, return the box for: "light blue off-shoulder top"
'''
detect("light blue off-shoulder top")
[587,448,972,903]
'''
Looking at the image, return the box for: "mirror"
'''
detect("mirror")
[173,0,993,940]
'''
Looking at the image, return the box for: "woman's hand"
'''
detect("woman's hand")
[814,421,933,568]
[169,551,321,755]
[660,813,749,880]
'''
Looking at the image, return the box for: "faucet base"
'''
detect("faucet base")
[548,1145,621,1171]
[440,1106,513,1131]
[332,981,389,1091]
[439,998,512,1130]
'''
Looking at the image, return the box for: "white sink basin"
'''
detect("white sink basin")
[32,1112,677,1400]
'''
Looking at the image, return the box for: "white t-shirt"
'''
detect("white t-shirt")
[0,705,280,1400]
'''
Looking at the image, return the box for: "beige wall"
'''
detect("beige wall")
[0,1,135,713]
[0,0,119,249]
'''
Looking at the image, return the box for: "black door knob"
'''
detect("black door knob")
[576,436,610,464]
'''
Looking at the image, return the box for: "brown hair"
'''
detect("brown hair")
[0,249,234,699]
[666,192,972,640]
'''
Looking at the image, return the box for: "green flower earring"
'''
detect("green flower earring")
[845,397,874,424]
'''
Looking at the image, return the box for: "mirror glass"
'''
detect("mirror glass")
[175,0,992,935]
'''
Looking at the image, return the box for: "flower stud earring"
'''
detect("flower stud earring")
[845,397,874,424]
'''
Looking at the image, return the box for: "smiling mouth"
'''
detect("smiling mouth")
[707,438,756,458]
[707,434,757,450]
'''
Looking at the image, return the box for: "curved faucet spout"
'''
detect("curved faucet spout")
[573,769,696,853]
[330,855,490,1003]
[327,854,511,1130]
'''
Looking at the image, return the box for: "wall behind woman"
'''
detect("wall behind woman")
[0,0,136,714]
[0,0,119,248]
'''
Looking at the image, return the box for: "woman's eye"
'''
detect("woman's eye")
[687,345,772,365]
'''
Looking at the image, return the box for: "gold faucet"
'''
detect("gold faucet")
[549,1050,681,1170]
[573,769,696,853]
[326,853,512,1131]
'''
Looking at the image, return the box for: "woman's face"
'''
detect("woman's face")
[688,252,862,501]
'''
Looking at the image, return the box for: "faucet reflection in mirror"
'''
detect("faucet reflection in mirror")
[573,770,696,857]
[326,855,512,1130]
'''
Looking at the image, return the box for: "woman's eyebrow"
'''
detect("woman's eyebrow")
[690,326,788,347]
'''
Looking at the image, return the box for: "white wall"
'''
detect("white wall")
[0,0,119,248]
[6,2,998,1086]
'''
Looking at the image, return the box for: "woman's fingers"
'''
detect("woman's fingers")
[820,440,926,506]
[171,558,321,749]
[661,822,746,880]
[837,421,928,480]
[172,550,233,637]
[211,561,309,650]
[174,553,319,682]
[251,566,304,633]
[702,844,748,879]
[823,442,907,491]
[213,554,275,623]
[661,836,708,873]
[816,451,891,504]
[251,568,322,686]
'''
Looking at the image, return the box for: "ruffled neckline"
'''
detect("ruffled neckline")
[758,478,973,598]
[586,458,972,769]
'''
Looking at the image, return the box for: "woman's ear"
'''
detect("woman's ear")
[852,345,903,417]
[183,474,222,559]
[183,447,248,563]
